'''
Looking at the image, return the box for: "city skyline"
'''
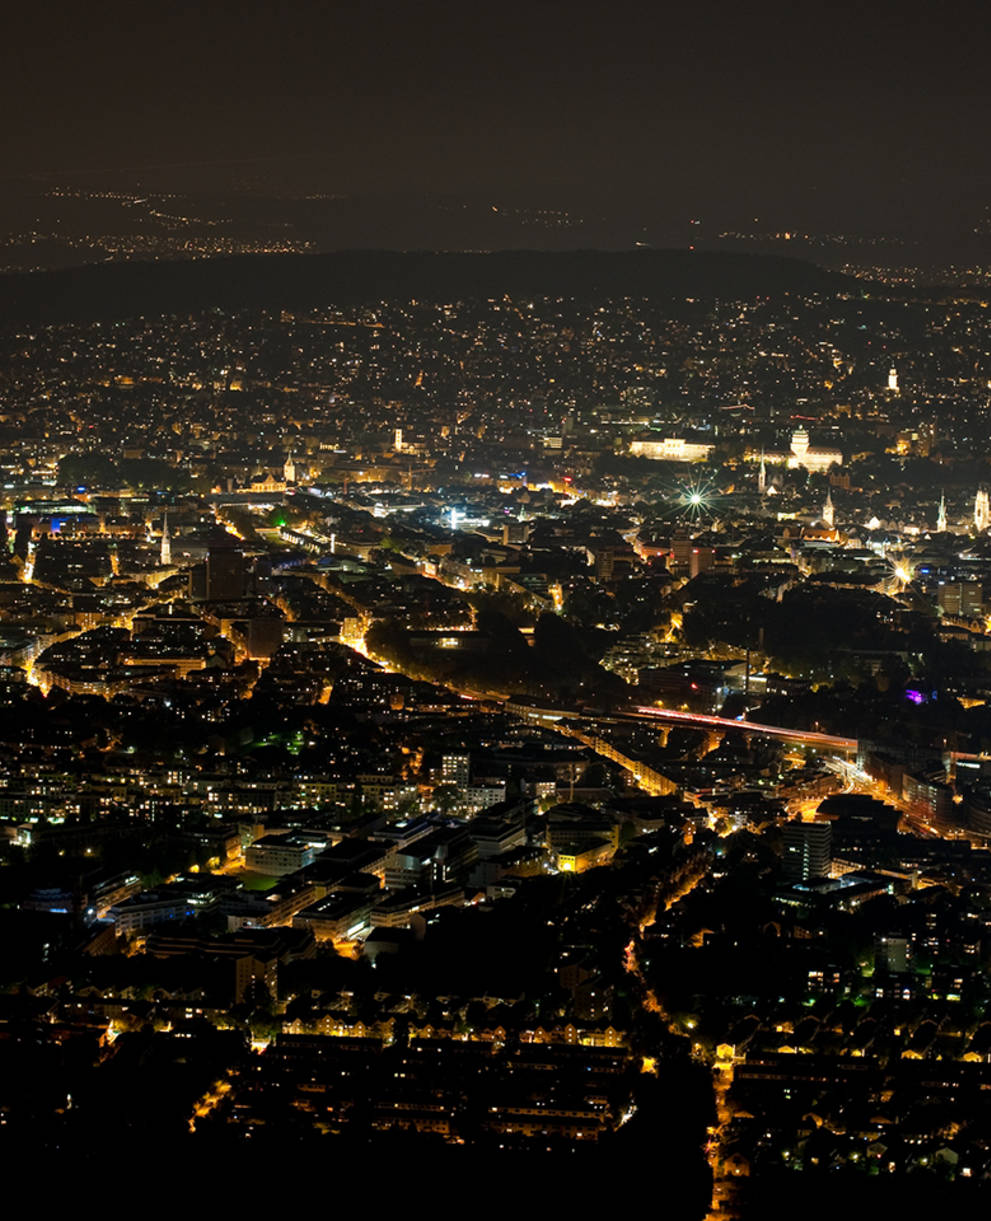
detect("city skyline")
[6,1,991,1208]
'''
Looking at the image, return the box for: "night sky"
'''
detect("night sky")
[4,0,991,244]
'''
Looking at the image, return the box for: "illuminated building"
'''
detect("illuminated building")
[248,470,287,494]
[937,581,984,618]
[245,832,317,875]
[160,510,171,566]
[746,430,843,474]
[441,753,470,786]
[555,839,614,873]
[782,820,832,882]
[975,488,990,534]
[690,546,716,578]
[787,427,843,473]
[629,438,714,462]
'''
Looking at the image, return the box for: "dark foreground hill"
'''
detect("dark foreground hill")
[0,249,857,324]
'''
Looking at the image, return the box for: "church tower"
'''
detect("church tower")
[888,366,899,394]
[283,451,296,485]
[822,488,834,529]
[976,488,990,534]
[937,492,947,534]
[160,511,172,567]
[757,450,767,496]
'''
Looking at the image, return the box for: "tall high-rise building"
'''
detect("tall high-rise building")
[668,528,695,576]
[937,581,984,618]
[206,546,246,600]
[875,935,910,974]
[441,754,470,786]
[394,427,404,453]
[782,821,832,882]
[690,546,716,578]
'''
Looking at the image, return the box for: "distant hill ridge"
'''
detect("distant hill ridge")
[0,248,858,323]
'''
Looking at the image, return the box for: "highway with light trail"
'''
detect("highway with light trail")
[626,704,858,753]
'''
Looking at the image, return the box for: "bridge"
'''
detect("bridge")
[628,705,858,754]
[500,695,858,754]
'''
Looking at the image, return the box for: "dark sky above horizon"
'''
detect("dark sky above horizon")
[6,0,990,240]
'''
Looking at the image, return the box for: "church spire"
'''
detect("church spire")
[757,450,766,496]
[160,511,171,567]
[937,491,947,534]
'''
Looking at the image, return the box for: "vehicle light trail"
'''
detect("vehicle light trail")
[630,705,858,753]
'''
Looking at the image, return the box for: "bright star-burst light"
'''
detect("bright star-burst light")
[673,474,720,523]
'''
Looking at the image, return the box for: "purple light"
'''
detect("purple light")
[905,689,924,705]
